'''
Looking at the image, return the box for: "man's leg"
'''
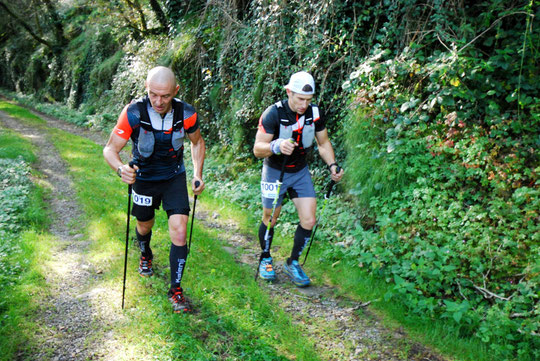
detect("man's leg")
[289,197,316,263]
[136,219,155,276]
[167,213,192,313]
[168,214,189,288]
[259,206,282,257]
[136,219,155,258]
[283,197,316,287]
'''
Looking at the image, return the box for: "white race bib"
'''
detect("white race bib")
[261,181,280,199]
[133,191,153,206]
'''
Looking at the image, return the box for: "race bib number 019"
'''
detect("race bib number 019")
[133,191,153,206]
[261,181,280,199]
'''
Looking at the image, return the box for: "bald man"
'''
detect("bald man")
[104,66,205,313]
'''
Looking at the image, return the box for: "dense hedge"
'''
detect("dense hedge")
[0,1,538,359]
[340,2,539,359]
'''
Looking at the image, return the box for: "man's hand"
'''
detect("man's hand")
[330,164,344,183]
[280,138,297,155]
[192,177,205,195]
[119,163,138,185]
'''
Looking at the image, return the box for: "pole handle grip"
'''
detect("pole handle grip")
[325,166,341,199]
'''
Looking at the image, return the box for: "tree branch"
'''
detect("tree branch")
[149,0,168,32]
[0,0,53,49]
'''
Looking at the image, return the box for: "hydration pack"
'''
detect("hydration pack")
[274,101,319,149]
[135,97,185,160]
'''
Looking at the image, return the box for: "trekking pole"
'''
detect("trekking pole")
[187,180,201,254]
[302,166,341,266]
[122,161,136,309]
[255,156,288,280]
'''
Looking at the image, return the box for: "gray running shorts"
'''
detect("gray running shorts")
[261,165,315,209]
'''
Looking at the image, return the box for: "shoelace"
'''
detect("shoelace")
[171,289,186,303]
[140,258,152,269]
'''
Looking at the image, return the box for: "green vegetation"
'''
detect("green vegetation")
[0,121,50,359]
[1,1,538,360]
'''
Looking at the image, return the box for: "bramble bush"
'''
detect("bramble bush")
[339,2,539,359]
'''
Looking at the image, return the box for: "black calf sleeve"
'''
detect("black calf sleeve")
[289,224,312,263]
[136,228,153,259]
[258,221,275,258]
[170,244,188,288]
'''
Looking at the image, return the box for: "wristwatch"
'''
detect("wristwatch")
[117,165,123,177]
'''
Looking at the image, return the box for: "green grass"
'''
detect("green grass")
[0,127,37,162]
[0,100,45,125]
[0,119,51,360]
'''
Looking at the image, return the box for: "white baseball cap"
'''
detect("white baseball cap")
[284,71,315,95]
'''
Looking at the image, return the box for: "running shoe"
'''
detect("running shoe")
[283,260,310,287]
[168,287,192,313]
[259,257,276,280]
[138,256,154,277]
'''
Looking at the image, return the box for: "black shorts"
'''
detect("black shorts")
[131,172,190,221]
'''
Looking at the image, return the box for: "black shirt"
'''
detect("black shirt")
[258,99,325,172]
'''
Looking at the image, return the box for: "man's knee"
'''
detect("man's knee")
[300,217,316,230]
[168,215,188,245]
[137,218,155,235]
[262,207,280,226]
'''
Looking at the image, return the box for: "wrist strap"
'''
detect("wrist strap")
[270,139,282,155]
[328,162,339,170]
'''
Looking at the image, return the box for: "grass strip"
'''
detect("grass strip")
[0,120,52,360]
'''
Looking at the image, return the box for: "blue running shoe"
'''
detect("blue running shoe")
[283,260,310,287]
[259,257,276,280]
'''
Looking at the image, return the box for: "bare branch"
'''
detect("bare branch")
[473,285,514,301]
[458,11,533,53]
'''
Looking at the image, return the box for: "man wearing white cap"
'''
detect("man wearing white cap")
[253,71,344,286]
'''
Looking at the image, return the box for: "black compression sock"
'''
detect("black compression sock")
[170,244,188,288]
[136,228,153,259]
[258,221,274,258]
[289,224,312,263]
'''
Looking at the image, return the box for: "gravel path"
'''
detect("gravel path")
[1,105,448,361]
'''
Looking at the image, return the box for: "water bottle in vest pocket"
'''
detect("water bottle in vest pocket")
[302,122,315,148]
[138,128,155,159]
[171,129,185,151]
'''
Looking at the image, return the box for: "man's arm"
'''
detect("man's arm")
[253,130,275,158]
[103,132,137,184]
[253,131,296,158]
[187,128,205,195]
[315,129,344,182]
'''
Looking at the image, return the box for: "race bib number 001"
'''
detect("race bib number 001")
[261,181,280,199]
[133,191,153,206]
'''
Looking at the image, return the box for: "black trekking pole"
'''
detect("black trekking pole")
[187,180,201,254]
[302,166,341,266]
[122,161,136,309]
[255,156,288,280]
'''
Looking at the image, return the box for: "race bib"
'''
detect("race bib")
[133,191,153,206]
[261,181,280,199]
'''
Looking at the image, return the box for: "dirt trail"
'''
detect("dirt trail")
[1,106,447,361]
[198,210,446,361]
